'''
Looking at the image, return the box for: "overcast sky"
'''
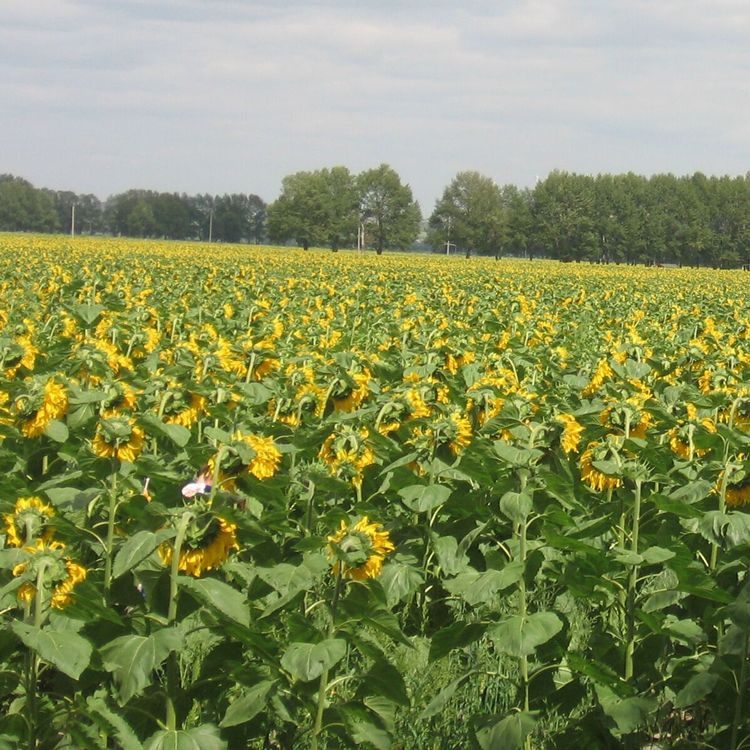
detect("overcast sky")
[3,0,749,211]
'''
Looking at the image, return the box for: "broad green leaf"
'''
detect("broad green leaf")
[419,672,475,719]
[219,680,274,728]
[432,534,470,576]
[499,491,533,524]
[361,658,409,706]
[139,414,190,447]
[595,684,654,736]
[488,612,563,658]
[641,546,676,564]
[444,563,523,606]
[429,622,487,661]
[44,419,69,443]
[476,711,537,750]
[101,629,182,704]
[178,576,250,627]
[398,483,451,513]
[378,561,423,607]
[113,530,162,579]
[144,724,226,750]
[493,442,541,467]
[281,639,347,682]
[73,303,105,326]
[674,672,719,708]
[11,622,92,680]
[86,695,144,750]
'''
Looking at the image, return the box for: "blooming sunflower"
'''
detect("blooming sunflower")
[579,440,623,492]
[327,517,395,581]
[12,538,87,610]
[3,496,55,547]
[319,427,375,488]
[158,517,239,577]
[557,414,584,455]
[235,432,282,480]
[14,378,68,438]
[92,415,145,463]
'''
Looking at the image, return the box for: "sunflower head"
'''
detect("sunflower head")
[3,496,55,547]
[327,517,394,581]
[92,415,145,463]
[579,439,624,492]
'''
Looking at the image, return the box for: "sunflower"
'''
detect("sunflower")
[557,414,584,454]
[14,378,68,438]
[319,427,375,488]
[12,538,87,610]
[236,432,282,480]
[448,410,473,456]
[583,358,614,396]
[327,517,395,581]
[3,496,55,547]
[579,441,623,492]
[158,517,239,577]
[92,415,145,463]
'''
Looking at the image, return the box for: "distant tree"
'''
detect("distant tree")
[357,164,421,254]
[428,171,506,257]
[151,193,191,239]
[0,175,58,232]
[127,199,158,237]
[212,193,266,243]
[267,168,357,251]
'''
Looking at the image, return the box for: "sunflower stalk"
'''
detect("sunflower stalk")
[27,559,48,750]
[730,631,749,750]
[103,460,118,596]
[624,478,642,683]
[311,568,343,750]
[165,511,192,732]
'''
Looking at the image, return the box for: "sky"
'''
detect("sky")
[2,0,750,212]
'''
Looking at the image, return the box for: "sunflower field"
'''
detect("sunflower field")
[3,234,750,749]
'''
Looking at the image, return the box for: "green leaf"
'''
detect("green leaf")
[86,695,144,750]
[378,561,423,607]
[101,629,183,704]
[361,658,409,706]
[73,303,105,326]
[281,639,347,682]
[398,483,451,513]
[444,563,523,606]
[178,576,250,627]
[219,680,274,728]
[112,530,163,579]
[43,419,69,443]
[499,491,533,524]
[419,672,475,719]
[493,441,541,467]
[595,684,655,736]
[144,724,226,750]
[488,612,563,658]
[641,546,676,564]
[674,672,719,708]
[432,534,470,575]
[476,712,537,750]
[429,622,487,661]
[10,622,92,680]
[139,414,190,447]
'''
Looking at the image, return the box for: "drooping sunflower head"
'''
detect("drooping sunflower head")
[13,377,68,438]
[12,538,87,610]
[158,513,239,577]
[92,415,145,463]
[579,439,624,492]
[3,496,55,547]
[717,459,750,508]
[557,413,584,455]
[234,431,282,480]
[327,517,395,581]
[319,426,375,487]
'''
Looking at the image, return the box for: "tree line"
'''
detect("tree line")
[2,168,750,266]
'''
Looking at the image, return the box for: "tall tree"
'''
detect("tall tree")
[428,171,505,257]
[357,164,421,254]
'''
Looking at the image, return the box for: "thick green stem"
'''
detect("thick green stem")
[312,570,343,750]
[624,479,642,682]
[165,512,192,731]
[103,464,118,595]
[730,631,749,750]
[27,561,48,750]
